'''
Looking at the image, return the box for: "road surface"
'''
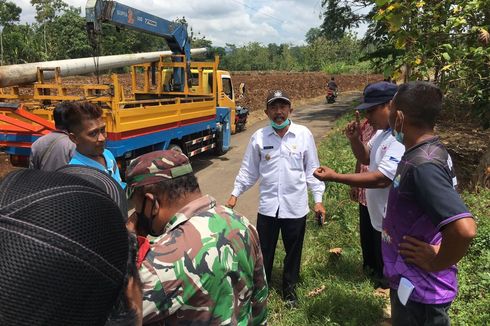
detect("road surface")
[192,92,361,224]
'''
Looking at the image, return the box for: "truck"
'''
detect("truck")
[0,0,239,173]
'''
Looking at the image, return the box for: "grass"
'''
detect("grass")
[267,112,490,325]
[322,61,373,75]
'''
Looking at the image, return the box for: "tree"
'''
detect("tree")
[369,0,490,126]
[305,27,322,44]
[30,0,68,59]
[320,0,362,40]
[49,7,91,59]
[0,0,21,65]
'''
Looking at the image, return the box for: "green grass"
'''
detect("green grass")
[267,112,490,325]
[321,61,373,75]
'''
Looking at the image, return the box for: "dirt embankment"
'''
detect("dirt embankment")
[232,71,381,113]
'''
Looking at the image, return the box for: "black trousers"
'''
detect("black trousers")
[390,289,451,326]
[256,212,306,294]
[359,204,384,281]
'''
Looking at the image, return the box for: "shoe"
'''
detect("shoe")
[283,288,298,308]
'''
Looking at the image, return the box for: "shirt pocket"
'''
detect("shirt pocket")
[289,151,303,171]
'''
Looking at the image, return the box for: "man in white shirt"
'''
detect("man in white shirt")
[227,90,326,307]
[314,81,405,288]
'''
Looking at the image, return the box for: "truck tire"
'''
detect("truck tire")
[214,124,227,156]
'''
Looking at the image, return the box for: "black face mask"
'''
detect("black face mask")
[136,197,159,237]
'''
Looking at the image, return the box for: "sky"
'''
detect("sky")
[16,0,368,47]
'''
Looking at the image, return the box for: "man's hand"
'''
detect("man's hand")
[314,166,337,181]
[398,235,441,272]
[314,202,327,225]
[345,110,361,141]
[349,187,359,202]
[226,195,238,209]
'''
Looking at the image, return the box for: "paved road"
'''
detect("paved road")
[192,92,361,224]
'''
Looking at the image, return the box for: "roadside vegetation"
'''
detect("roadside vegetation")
[267,113,490,325]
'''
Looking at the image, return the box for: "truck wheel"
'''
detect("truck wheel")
[214,125,227,156]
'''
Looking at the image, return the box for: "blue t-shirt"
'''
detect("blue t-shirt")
[382,137,472,304]
[69,149,126,189]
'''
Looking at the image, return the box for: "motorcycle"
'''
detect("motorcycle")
[326,88,338,104]
[235,106,249,132]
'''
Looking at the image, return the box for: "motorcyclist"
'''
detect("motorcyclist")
[327,77,338,91]
[326,77,338,103]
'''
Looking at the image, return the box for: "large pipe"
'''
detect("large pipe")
[0,48,207,88]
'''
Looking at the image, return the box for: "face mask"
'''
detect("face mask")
[392,116,404,144]
[270,118,290,130]
[136,197,160,237]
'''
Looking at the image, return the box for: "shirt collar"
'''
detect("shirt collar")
[265,120,297,136]
[73,149,113,172]
[162,195,217,234]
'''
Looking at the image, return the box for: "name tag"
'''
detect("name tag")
[263,146,273,149]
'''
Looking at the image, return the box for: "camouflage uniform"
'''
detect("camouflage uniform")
[126,150,268,325]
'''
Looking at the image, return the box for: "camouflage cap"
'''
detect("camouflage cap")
[125,150,193,197]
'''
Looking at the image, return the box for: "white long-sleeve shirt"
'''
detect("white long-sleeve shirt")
[232,122,325,219]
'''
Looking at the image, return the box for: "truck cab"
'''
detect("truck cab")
[189,69,236,133]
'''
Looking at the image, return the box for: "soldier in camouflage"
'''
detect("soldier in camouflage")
[125,150,268,325]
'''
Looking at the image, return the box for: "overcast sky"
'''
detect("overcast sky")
[16,0,367,47]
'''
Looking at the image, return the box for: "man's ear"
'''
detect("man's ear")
[68,132,79,144]
[397,110,405,127]
[144,193,159,215]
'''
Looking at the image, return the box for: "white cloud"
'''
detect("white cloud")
[15,0,366,47]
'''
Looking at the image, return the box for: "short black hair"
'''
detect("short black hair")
[53,102,69,130]
[138,173,200,203]
[64,101,103,133]
[392,81,443,128]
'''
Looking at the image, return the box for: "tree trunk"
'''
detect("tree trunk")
[0,31,3,66]
[43,24,47,57]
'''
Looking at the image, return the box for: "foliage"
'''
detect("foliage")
[450,189,490,324]
[0,0,22,65]
[305,27,322,45]
[366,0,490,127]
[0,0,21,26]
[303,34,366,71]
[219,35,373,73]
[320,0,362,40]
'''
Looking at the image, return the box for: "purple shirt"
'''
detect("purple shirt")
[382,137,472,304]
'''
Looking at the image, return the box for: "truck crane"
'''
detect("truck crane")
[86,0,191,92]
[0,1,238,172]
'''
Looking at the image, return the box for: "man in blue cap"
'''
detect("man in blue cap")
[314,81,405,288]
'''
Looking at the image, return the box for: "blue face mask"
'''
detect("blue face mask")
[270,119,290,130]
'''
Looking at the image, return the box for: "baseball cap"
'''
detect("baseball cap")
[57,165,128,220]
[125,149,193,198]
[266,90,291,106]
[356,81,398,110]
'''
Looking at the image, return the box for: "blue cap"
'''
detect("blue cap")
[356,81,398,110]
